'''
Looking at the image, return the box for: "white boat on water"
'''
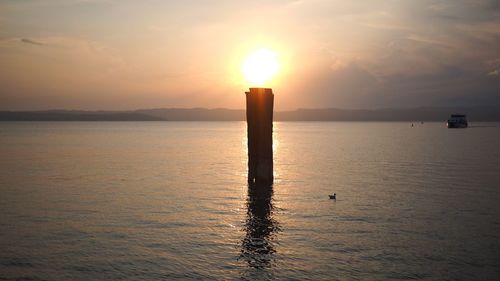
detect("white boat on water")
[447,114,468,128]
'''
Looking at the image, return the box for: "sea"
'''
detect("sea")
[0,121,499,280]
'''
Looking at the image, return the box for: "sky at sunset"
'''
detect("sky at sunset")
[1,0,499,110]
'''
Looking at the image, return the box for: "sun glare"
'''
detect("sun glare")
[242,48,280,86]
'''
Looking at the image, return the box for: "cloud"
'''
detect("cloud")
[20,38,44,46]
[1,36,129,96]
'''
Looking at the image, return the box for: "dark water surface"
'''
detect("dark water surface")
[1,122,499,280]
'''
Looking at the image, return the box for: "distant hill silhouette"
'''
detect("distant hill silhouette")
[1,106,499,121]
[136,108,244,121]
[275,107,500,121]
[0,110,162,121]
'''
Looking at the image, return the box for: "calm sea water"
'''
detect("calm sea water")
[0,122,499,280]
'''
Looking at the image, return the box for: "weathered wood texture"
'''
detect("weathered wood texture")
[246,88,274,184]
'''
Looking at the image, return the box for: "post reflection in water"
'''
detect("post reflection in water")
[241,183,280,269]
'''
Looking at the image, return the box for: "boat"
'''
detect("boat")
[447,114,468,128]
[329,193,336,200]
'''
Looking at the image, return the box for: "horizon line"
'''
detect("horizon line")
[2,105,500,113]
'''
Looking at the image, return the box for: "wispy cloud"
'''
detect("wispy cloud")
[21,38,44,46]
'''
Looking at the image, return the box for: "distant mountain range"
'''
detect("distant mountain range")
[1,106,499,121]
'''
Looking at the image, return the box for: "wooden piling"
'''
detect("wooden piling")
[246,88,274,184]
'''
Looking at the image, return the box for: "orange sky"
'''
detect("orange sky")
[0,1,499,110]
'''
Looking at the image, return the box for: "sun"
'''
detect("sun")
[242,48,280,86]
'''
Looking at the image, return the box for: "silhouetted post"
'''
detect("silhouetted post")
[246,88,274,184]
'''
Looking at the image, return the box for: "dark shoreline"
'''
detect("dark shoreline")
[1,106,500,121]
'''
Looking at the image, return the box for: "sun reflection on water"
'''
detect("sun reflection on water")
[240,183,280,269]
